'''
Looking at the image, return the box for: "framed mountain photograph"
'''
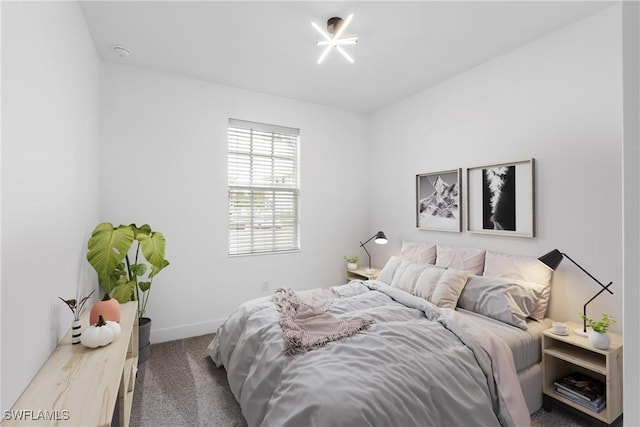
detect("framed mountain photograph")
[466,158,535,237]
[416,169,461,232]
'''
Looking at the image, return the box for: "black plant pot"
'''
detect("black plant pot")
[138,317,152,365]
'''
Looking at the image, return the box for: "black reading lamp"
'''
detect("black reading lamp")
[360,231,388,274]
[538,249,613,337]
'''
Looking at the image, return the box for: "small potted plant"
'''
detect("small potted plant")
[579,312,616,349]
[58,290,95,345]
[344,256,359,271]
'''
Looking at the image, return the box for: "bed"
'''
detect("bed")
[208,243,554,427]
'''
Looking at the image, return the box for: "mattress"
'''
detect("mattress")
[456,308,550,372]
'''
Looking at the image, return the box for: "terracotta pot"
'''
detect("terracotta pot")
[90,293,121,325]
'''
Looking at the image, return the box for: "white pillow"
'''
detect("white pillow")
[413,264,470,309]
[435,245,486,275]
[391,261,431,294]
[457,275,545,330]
[400,241,437,265]
[377,256,403,285]
[483,251,553,321]
[390,259,413,288]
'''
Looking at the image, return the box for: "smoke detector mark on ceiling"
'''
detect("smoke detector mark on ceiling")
[112,45,131,58]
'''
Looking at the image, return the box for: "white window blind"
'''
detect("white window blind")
[228,119,300,256]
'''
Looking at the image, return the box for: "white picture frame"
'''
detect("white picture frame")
[466,158,535,238]
[416,169,462,232]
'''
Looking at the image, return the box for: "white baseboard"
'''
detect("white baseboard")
[149,318,226,344]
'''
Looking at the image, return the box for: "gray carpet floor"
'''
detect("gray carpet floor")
[131,334,613,427]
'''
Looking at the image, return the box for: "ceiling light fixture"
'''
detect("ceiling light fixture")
[311,14,358,64]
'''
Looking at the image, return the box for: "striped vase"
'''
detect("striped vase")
[71,319,82,345]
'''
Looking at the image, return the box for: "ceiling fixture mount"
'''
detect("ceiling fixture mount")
[311,14,358,64]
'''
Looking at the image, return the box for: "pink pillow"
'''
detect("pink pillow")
[400,241,437,264]
[435,245,485,276]
[483,251,553,321]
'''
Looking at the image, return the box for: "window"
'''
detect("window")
[228,119,300,256]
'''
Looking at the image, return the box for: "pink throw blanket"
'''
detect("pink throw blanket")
[273,288,374,355]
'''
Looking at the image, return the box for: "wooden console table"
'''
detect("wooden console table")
[2,302,139,427]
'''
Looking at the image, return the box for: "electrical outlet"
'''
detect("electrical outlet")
[262,281,270,292]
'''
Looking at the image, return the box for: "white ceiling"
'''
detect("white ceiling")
[79,1,613,114]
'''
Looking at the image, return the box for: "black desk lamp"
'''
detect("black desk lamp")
[360,231,388,273]
[538,249,613,337]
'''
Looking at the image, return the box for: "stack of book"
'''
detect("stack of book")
[554,372,606,413]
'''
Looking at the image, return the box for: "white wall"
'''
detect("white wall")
[0,0,4,410]
[369,6,623,333]
[622,1,640,425]
[1,2,101,411]
[99,63,370,342]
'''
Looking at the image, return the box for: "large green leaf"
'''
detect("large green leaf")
[112,279,137,303]
[129,223,151,239]
[130,263,147,277]
[95,262,128,294]
[138,231,167,268]
[86,223,135,292]
[149,259,170,279]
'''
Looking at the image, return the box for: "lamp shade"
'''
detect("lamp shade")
[538,249,563,271]
[374,231,387,245]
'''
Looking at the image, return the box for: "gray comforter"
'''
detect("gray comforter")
[208,281,524,427]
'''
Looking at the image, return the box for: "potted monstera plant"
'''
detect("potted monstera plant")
[86,222,169,363]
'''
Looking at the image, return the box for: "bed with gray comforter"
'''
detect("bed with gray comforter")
[207,280,529,427]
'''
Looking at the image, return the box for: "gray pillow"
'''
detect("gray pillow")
[377,256,402,284]
[457,275,545,329]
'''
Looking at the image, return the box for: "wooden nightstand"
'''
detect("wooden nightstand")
[346,267,380,283]
[542,321,622,425]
